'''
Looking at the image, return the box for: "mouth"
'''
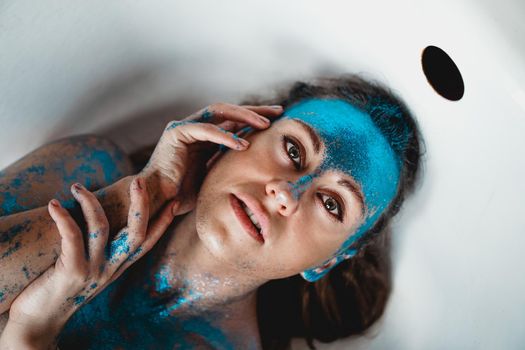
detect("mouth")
[229,194,265,244]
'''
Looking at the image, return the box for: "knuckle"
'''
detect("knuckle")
[210,102,224,110]
[201,123,216,132]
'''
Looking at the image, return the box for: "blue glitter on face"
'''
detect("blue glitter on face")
[286,173,318,201]
[277,99,402,281]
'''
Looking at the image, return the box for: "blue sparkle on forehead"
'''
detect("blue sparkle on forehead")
[282,98,401,259]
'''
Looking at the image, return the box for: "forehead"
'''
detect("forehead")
[280,98,401,218]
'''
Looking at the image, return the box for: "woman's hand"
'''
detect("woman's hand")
[0,178,176,350]
[139,103,283,215]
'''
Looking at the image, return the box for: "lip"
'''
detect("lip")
[229,193,269,244]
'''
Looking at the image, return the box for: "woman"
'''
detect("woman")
[0,74,424,349]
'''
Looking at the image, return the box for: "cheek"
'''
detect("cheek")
[286,211,350,267]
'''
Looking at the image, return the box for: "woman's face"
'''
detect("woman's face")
[195,118,366,280]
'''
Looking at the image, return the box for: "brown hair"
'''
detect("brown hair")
[246,74,425,349]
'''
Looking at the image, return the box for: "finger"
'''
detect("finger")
[104,178,149,271]
[48,199,88,274]
[70,183,110,262]
[240,105,283,117]
[126,177,149,251]
[215,105,283,134]
[172,122,251,151]
[109,200,177,283]
[197,103,273,129]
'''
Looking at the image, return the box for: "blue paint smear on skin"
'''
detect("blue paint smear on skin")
[79,150,122,185]
[0,138,127,218]
[127,246,143,262]
[0,192,28,215]
[200,108,213,122]
[73,295,86,305]
[108,232,130,263]
[0,291,4,303]
[165,120,197,131]
[27,165,45,176]
[1,241,21,259]
[10,177,22,188]
[154,265,172,294]
[0,219,31,243]
[90,283,98,290]
[276,99,406,281]
[0,164,48,214]
[22,266,30,280]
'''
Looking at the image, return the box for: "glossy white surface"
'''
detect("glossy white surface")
[1,1,524,349]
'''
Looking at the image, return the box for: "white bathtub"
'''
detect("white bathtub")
[1,1,524,349]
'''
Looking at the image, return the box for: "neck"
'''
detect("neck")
[138,209,265,346]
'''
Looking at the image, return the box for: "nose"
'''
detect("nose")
[265,180,299,216]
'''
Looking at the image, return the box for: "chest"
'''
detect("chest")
[58,278,235,350]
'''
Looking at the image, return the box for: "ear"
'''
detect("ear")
[300,249,358,282]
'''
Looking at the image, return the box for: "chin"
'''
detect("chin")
[194,192,254,271]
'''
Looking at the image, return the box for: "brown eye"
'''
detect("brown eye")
[319,193,343,221]
[283,136,302,170]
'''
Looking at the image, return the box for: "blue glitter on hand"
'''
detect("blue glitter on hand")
[72,295,86,305]
[200,108,214,122]
[108,232,130,263]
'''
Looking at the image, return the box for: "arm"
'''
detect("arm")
[0,179,175,349]
[0,175,167,315]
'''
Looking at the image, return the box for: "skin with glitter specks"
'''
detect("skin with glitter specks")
[0,102,404,348]
[0,135,134,314]
[279,99,402,280]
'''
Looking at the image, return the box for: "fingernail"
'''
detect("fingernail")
[259,116,270,124]
[73,183,83,191]
[270,105,283,110]
[50,199,61,207]
[238,138,250,147]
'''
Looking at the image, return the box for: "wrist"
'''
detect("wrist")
[1,317,62,350]
[139,171,169,215]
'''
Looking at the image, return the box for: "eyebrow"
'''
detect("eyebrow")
[292,119,321,155]
[337,178,366,218]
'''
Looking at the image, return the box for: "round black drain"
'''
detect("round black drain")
[421,46,464,101]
